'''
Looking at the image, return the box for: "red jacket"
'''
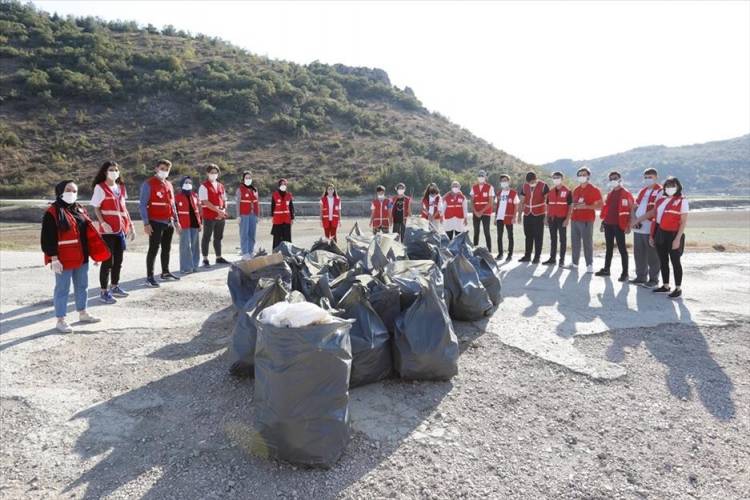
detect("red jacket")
[201,181,226,221]
[652,196,686,234]
[635,184,662,222]
[421,195,443,221]
[238,185,259,216]
[43,205,111,270]
[471,183,493,215]
[146,177,175,221]
[271,191,293,225]
[320,195,341,227]
[97,182,131,234]
[600,188,635,231]
[495,188,518,225]
[443,192,466,219]
[175,191,202,230]
[522,182,547,216]
[371,197,391,228]
[546,186,571,219]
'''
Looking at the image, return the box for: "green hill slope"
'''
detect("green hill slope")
[0,1,531,198]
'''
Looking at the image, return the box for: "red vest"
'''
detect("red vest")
[97,182,130,234]
[546,186,570,218]
[522,182,547,216]
[495,188,518,225]
[471,183,492,215]
[146,177,175,221]
[654,196,685,233]
[44,206,111,270]
[600,188,635,231]
[371,198,390,228]
[238,185,259,216]
[443,192,466,219]
[421,195,443,220]
[635,184,662,219]
[272,191,293,225]
[201,181,226,220]
[175,191,201,229]
[320,195,341,227]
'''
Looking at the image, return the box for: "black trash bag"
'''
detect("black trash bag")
[403,225,442,260]
[253,316,353,467]
[364,233,406,273]
[443,254,494,321]
[228,278,289,377]
[366,280,401,334]
[447,231,474,258]
[301,272,336,306]
[310,237,346,257]
[349,222,363,237]
[227,263,256,310]
[304,250,349,279]
[246,261,293,299]
[469,247,503,305]
[393,285,459,381]
[273,241,307,260]
[345,233,371,266]
[433,247,455,270]
[385,260,444,310]
[329,264,366,304]
[337,284,392,388]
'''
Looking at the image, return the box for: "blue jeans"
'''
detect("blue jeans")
[179,228,201,272]
[54,262,89,318]
[239,214,258,255]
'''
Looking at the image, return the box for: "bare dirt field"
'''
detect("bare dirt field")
[1,217,749,499]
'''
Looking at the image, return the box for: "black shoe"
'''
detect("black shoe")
[202,259,211,267]
[629,278,646,285]
[496,253,503,260]
[541,258,556,265]
[653,285,671,293]
[160,272,181,281]
[618,273,629,282]
[531,258,540,264]
[558,260,565,267]
[505,255,512,262]
[146,276,160,288]
[668,288,682,299]
[215,257,230,265]
[518,256,531,262]
[595,269,611,277]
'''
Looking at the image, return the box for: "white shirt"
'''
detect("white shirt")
[495,189,520,220]
[656,196,689,224]
[90,183,123,207]
[327,195,335,221]
[198,181,226,202]
[428,195,438,215]
[634,187,660,234]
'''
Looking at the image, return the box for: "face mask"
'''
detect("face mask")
[665,187,677,196]
[61,192,77,204]
[500,181,509,189]
[244,178,252,186]
[107,170,119,181]
[156,170,168,180]
[644,178,655,186]
[451,187,460,194]
[529,182,537,188]
[608,180,620,189]
[429,190,438,196]
[183,183,192,191]
[377,194,385,200]
[577,176,588,184]
[477,177,485,184]
[208,173,218,182]
[327,189,334,195]
[397,189,405,195]
[279,184,287,192]
[552,178,562,186]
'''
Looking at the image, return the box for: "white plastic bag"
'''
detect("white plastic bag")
[258,301,335,328]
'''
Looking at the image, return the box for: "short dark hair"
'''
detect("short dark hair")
[376,185,386,192]
[663,176,683,196]
[608,170,621,180]
[205,163,220,174]
[576,167,591,176]
[552,171,563,178]
[395,183,405,190]
[643,168,658,177]
[525,171,537,182]
[156,159,172,168]
[499,174,510,182]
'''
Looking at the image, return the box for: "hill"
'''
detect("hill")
[0,1,532,199]
[543,135,750,195]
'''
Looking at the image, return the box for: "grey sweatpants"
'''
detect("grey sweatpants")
[571,220,594,266]
[633,232,660,283]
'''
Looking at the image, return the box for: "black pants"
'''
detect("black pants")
[522,214,544,260]
[547,217,567,262]
[201,219,225,258]
[146,221,173,277]
[655,227,684,287]
[100,233,124,289]
[495,222,514,257]
[473,215,492,252]
[392,221,405,242]
[603,223,628,273]
[272,223,292,250]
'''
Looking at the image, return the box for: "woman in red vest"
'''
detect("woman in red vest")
[236,170,259,259]
[320,183,341,241]
[596,170,634,281]
[90,161,135,305]
[421,183,443,228]
[271,178,295,249]
[442,181,468,240]
[199,163,229,267]
[632,176,689,298]
[175,176,202,273]
[370,185,391,234]
[41,180,111,333]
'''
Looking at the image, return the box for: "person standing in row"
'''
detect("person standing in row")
[471,170,494,251]
[596,171,634,281]
[569,167,602,273]
[494,174,518,261]
[370,185,391,235]
[271,178,294,248]
[518,171,548,264]
[140,159,180,287]
[442,181,468,240]
[391,183,411,241]
[42,180,109,332]
[175,176,202,274]
[630,168,662,287]
[90,161,135,304]
[542,171,572,266]
[421,183,443,227]
[633,177,689,298]
[320,183,341,241]
[199,164,229,267]
[236,171,259,259]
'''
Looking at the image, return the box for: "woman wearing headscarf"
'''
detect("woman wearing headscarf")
[41,180,111,333]
[175,176,202,274]
[270,178,294,249]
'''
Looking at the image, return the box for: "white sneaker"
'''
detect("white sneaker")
[241,253,253,261]
[586,265,594,274]
[78,311,101,324]
[56,320,73,333]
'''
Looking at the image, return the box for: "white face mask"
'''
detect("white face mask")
[608,179,620,189]
[107,170,120,181]
[552,178,562,186]
[279,184,287,192]
[397,189,405,195]
[208,173,218,182]
[156,170,169,180]
[529,182,537,188]
[377,194,385,200]
[577,176,588,184]
[477,177,486,184]
[500,181,509,189]
[451,187,460,194]
[61,191,77,204]
[327,189,334,195]
[665,187,677,196]
[183,183,192,191]
[644,177,655,186]
[244,178,252,186]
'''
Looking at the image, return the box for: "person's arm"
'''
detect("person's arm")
[269,195,276,224]
[673,200,689,250]
[199,184,224,217]
[564,191,573,226]
[370,202,375,228]
[235,189,241,219]
[139,182,153,235]
[90,185,113,234]
[41,211,58,257]
[288,198,295,222]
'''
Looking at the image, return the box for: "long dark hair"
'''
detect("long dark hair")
[422,183,439,202]
[91,161,123,189]
[663,176,683,197]
[321,183,337,198]
[239,170,257,192]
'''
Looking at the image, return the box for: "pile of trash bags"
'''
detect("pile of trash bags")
[226,221,502,467]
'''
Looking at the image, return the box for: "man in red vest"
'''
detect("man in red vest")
[518,171,549,264]
[570,167,603,273]
[596,170,634,281]
[470,170,495,251]
[631,168,662,287]
[542,171,573,266]
[199,163,229,267]
[271,178,295,249]
[370,185,391,234]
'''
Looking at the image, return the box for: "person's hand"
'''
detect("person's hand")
[198,225,203,231]
[672,237,681,250]
[545,218,549,227]
[631,221,639,229]
[463,218,468,226]
[174,224,182,235]
[93,261,100,267]
[50,258,63,274]
[649,236,655,247]
[128,228,136,242]
[100,222,113,234]
[625,226,631,234]
[563,219,569,228]
[143,224,153,236]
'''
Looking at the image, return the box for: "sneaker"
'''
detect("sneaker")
[595,269,611,277]
[531,258,540,264]
[618,273,629,282]
[160,272,181,281]
[505,255,512,262]
[99,290,117,305]
[558,260,565,267]
[110,285,129,298]
[518,256,531,263]
[496,253,503,260]
[541,258,556,265]
[668,288,682,299]
[567,263,578,270]
[146,276,160,288]
[586,265,594,274]
[642,281,659,289]
[202,259,211,267]
[215,257,230,265]
[653,285,671,293]
[629,278,646,285]
[78,311,101,323]
[241,254,253,261]
[56,320,73,333]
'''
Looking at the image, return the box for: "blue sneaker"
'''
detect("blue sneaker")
[110,285,129,298]
[99,290,117,304]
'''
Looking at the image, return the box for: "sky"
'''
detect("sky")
[34,0,750,165]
